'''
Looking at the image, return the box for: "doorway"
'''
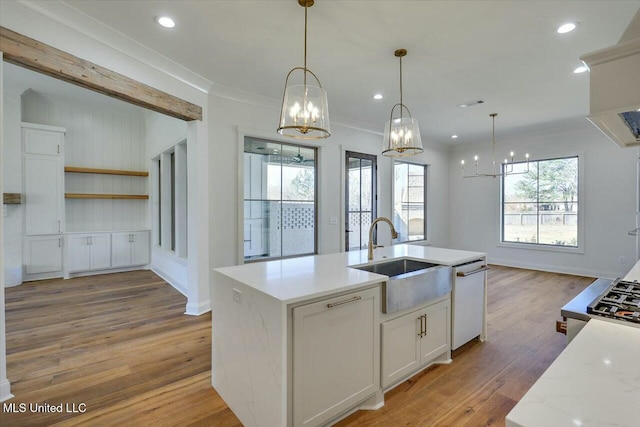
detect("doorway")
[345,151,377,251]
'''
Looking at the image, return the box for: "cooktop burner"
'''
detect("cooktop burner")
[587,279,640,324]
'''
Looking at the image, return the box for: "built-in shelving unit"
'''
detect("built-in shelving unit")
[64,166,149,200]
[64,166,149,177]
[65,193,149,200]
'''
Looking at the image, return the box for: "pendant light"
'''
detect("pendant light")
[277,0,330,139]
[382,49,423,157]
[461,113,530,178]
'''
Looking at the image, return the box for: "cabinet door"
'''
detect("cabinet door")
[111,232,132,268]
[67,235,92,272]
[293,287,380,427]
[420,300,450,365]
[381,308,422,388]
[25,236,63,275]
[24,154,63,236]
[90,234,111,270]
[131,231,150,265]
[23,127,63,156]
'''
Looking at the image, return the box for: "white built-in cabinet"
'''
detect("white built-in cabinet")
[111,231,150,268]
[21,122,151,281]
[293,287,380,427]
[65,231,150,275]
[22,123,65,280]
[381,298,450,389]
[67,233,111,273]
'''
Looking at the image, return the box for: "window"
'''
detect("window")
[502,156,578,247]
[244,137,317,261]
[393,162,426,243]
[153,141,188,258]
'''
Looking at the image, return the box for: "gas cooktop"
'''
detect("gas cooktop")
[587,279,640,325]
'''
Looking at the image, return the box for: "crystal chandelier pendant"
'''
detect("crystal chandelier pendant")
[382,49,423,157]
[277,0,330,139]
[383,116,423,156]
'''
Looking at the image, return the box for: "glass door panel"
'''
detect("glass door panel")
[345,152,377,251]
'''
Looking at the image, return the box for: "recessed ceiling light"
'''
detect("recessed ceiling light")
[373,93,383,100]
[451,135,458,139]
[573,65,589,74]
[156,16,175,28]
[557,22,577,34]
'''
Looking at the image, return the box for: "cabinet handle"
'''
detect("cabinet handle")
[58,220,61,233]
[423,315,427,336]
[58,237,62,248]
[418,314,426,337]
[90,236,93,245]
[57,145,60,154]
[327,296,362,308]
[456,266,489,277]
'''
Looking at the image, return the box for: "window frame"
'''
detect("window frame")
[392,160,428,244]
[498,153,584,254]
[241,135,319,263]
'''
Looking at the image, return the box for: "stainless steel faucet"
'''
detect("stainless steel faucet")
[368,217,398,260]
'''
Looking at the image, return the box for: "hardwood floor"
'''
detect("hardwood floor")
[2,266,593,426]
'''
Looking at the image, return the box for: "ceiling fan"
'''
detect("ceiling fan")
[290,147,314,165]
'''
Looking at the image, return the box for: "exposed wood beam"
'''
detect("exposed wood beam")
[0,26,202,121]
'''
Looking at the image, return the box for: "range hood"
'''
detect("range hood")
[581,10,640,148]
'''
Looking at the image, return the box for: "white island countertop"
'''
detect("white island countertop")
[623,258,640,281]
[213,244,486,304]
[506,319,640,427]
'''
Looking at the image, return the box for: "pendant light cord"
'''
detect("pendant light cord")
[303,4,308,86]
[399,55,404,119]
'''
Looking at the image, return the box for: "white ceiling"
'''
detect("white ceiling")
[19,1,640,144]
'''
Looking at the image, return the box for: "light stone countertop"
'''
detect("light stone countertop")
[623,258,640,281]
[506,319,640,427]
[213,244,486,304]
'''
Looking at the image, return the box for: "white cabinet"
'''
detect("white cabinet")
[293,287,380,427]
[24,235,63,275]
[381,299,450,389]
[67,233,111,272]
[111,231,150,268]
[22,123,65,280]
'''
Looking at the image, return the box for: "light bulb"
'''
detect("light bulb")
[474,155,478,161]
[510,151,514,157]
[525,153,530,159]
[461,160,465,165]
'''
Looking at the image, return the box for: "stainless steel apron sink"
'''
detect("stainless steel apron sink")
[351,258,452,313]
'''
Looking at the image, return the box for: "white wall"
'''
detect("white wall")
[22,90,148,232]
[207,94,451,269]
[2,87,23,286]
[145,111,189,295]
[449,119,637,278]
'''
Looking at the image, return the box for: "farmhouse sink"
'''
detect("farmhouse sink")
[351,258,452,313]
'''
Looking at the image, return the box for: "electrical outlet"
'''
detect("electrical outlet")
[232,288,242,303]
[619,256,627,265]
[329,216,337,225]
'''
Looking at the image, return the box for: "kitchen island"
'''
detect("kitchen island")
[211,244,486,427]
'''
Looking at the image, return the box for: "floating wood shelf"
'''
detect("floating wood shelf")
[64,166,149,177]
[65,193,149,200]
[3,193,22,204]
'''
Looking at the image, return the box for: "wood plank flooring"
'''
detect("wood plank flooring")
[2,266,594,426]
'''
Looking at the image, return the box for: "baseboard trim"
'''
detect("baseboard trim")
[185,300,211,316]
[150,267,187,297]
[487,257,619,280]
[0,379,14,403]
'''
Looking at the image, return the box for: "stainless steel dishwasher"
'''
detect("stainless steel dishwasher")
[452,260,488,350]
